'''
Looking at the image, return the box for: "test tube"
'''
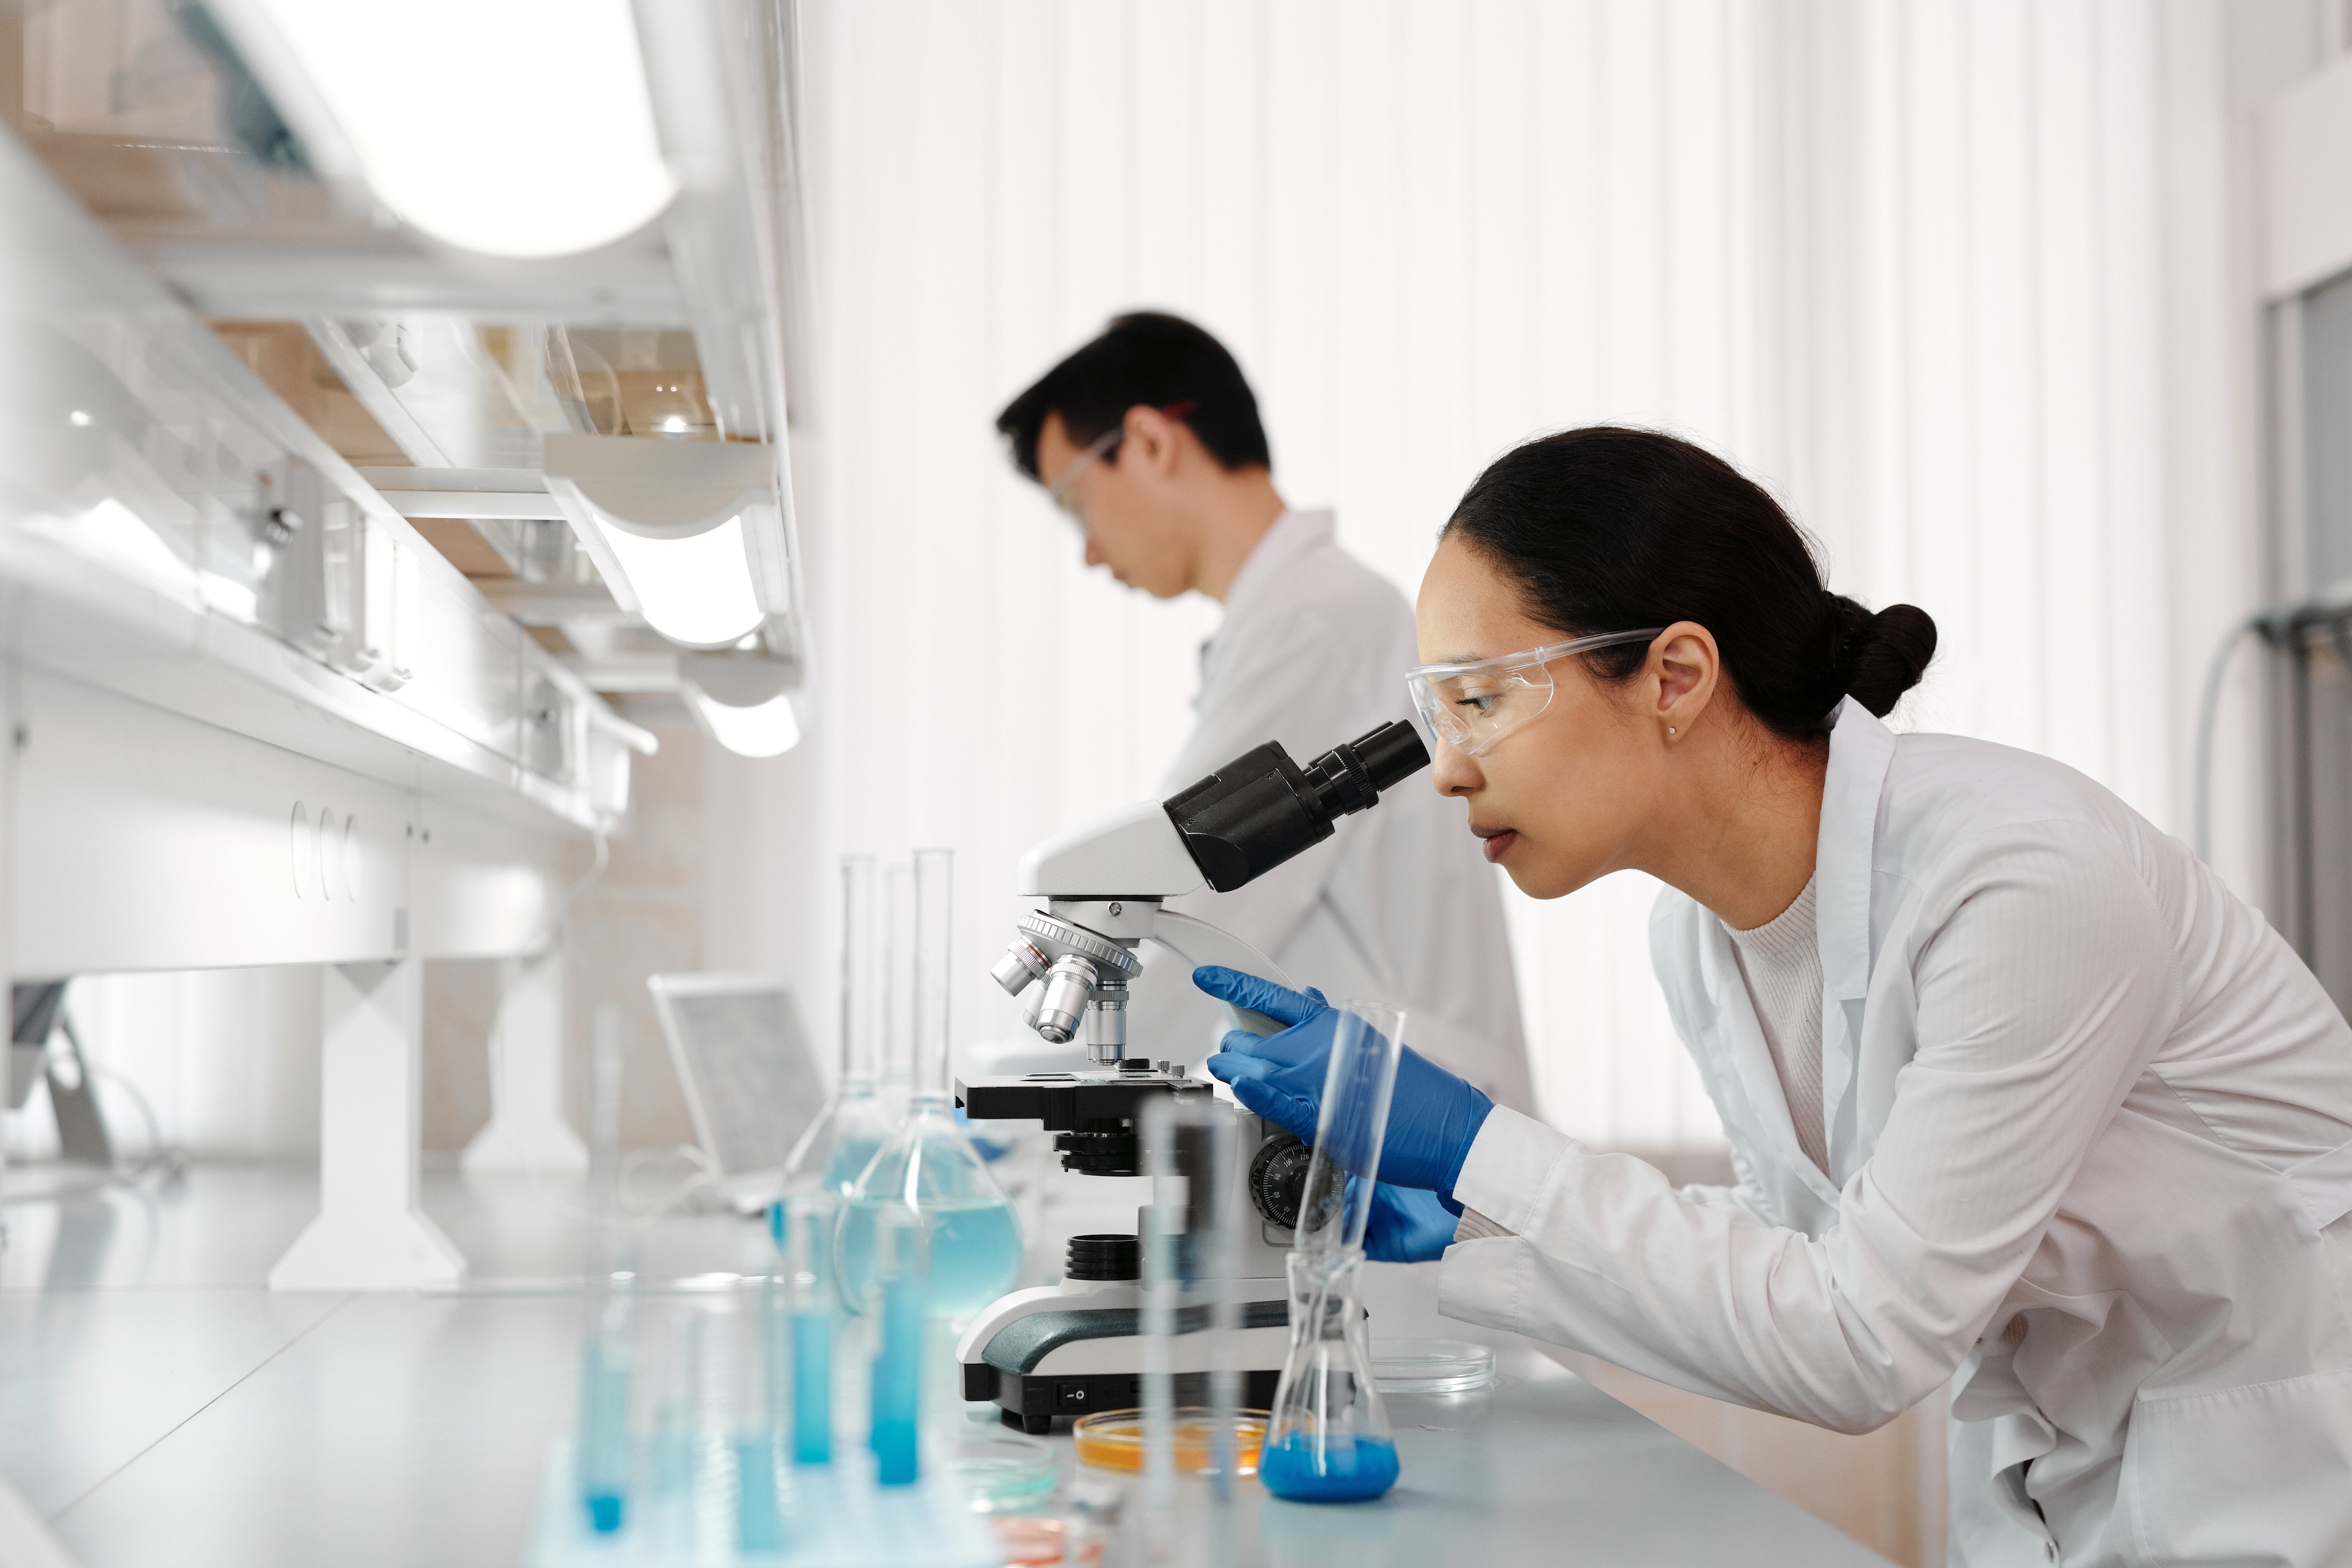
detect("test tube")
[785,1194,837,1466]
[575,1273,635,1534]
[868,1203,927,1486]
[1140,1096,1248,1508]
[1295,1001,1404,1256]
[910,847,954,1106]
[880,862,914,1107]
[737,1284,784,1554]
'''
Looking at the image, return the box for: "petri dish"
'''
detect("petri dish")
[1370,1338,1497,1394]
[947,1431,1060,1513]
[1072,1408,1267,1476]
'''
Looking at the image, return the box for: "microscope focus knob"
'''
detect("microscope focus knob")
[1248,1132,1313,1229]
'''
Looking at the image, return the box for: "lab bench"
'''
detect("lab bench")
[0,1163,1889,1567]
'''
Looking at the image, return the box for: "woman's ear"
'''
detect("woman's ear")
[1651,622,1721,736]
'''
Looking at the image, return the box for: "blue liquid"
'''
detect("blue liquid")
[1259,1433,1400,1502]
[791,1310,832,1465]
[871,1277,922,1486]
[734,1435,782,1551]
[574,1340,631,1534]
[835,1197,1022,1321]
[820,1134,885,1195]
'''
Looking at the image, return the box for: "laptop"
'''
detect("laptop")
[647,973,828,1215]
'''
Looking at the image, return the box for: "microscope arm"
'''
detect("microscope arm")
[1147,909,1295,1039]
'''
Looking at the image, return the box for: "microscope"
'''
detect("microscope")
[956,720,1429,1433]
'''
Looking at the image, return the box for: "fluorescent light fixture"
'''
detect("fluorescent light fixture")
[542,434,785,652]
[684,683,801,759]
[243,0,678,259]
[598,514,763,649]
[679,652,802,759]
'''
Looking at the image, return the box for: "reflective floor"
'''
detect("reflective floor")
[0,1161,775,1568]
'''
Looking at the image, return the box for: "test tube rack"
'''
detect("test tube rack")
[525,1438,1001,1568]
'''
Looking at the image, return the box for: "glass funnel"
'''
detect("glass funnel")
[777,855,895,1199]
[834,850,1023,1325]
[1261,1000,1404,1504]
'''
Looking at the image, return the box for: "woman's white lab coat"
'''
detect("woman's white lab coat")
[1438,700,2352,1567]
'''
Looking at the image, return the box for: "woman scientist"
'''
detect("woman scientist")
[1195,428,2352,1566]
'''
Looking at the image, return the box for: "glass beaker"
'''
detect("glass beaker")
[1260,1000,1404,1504]
[835,850,1023,1325]
[777,855,895,1198]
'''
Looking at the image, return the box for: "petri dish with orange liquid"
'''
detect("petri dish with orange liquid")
[1071,1408,1268,1476]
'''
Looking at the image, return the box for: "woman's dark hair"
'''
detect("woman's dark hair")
[1441,428,1935,739]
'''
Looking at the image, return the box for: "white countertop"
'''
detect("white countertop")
[0,1161,1888,1567]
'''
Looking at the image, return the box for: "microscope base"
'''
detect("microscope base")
[969,1364,1285,1436]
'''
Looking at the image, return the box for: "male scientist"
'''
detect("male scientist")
[995,311,1535,1111]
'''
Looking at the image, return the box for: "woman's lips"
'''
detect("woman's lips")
[1474,826,1517,863]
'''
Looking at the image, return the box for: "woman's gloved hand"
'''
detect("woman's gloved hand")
[1194,966,1496,1205]
[1355,1178,1460,1264]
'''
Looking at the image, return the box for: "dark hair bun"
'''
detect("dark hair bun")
[1442,428,1937,740]
[1829,597,1936,718]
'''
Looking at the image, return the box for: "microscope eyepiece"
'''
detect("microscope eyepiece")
[1162,720,1432,893]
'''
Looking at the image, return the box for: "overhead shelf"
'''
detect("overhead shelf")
[13,0,813,747]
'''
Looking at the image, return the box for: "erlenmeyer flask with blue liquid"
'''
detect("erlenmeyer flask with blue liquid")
[1260,1000,1404,1503]
[835,849,1023,1327]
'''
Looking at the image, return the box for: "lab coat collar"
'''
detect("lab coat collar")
[1220,508,1335,623]
[1693,697,1893,1205]
[1817,698,1897,1180]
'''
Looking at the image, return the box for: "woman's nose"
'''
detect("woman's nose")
[1430,741,1482,797]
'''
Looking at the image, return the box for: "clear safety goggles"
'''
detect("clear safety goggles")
[1405,628,1666,755]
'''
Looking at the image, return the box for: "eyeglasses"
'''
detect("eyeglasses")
[1404,628,1667,756]
[1046,424,1123,516]
[1042,401,1197,519]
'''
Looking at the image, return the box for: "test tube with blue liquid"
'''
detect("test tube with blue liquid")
[782,1193,838,1466]
[736,1280,786,1555]
[868,1202,928,1487]
[575,1272,635,1534]
[1260,1000,1405,1504]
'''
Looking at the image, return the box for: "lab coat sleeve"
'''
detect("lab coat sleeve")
[1161,602,1390,965]
[1436,820,2182,1433]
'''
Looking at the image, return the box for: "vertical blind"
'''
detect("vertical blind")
[775,0,2235,1148]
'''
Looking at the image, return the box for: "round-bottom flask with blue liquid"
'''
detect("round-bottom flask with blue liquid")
[834,1104,1022,1324]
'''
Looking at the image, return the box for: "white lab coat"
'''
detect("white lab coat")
[1132,508,1536,1113]
[1438,699,2352,1567]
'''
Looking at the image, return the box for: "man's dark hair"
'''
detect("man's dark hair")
[996,311,1272,481]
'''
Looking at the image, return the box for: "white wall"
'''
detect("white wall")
[689,0,2291,1152]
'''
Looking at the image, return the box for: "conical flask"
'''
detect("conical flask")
[835,849,1023,1325]
[777,856,896,1199]
[1261,1000,1404,1502]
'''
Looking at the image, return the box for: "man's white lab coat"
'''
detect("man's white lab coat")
[1439,699,2352,1566]
[1136,508,1535,1112]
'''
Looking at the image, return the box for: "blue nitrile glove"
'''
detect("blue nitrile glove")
[1194,966,1496,1206]
[1355,1178,1460,1264]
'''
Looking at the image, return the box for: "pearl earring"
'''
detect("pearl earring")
[1668,726,1677,735]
